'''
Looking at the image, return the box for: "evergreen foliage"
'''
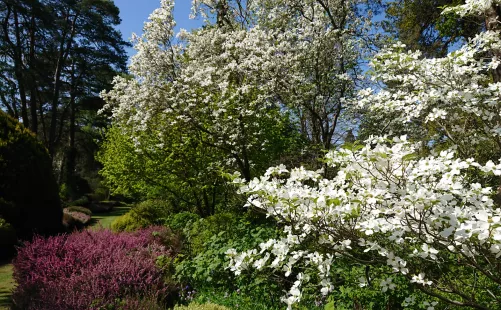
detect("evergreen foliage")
[0,111,62,239]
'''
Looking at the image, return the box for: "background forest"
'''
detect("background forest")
[1,0,501,309]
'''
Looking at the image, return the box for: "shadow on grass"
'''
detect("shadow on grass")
[0,260,14,310]
[88,205,131,230]
[0,287,12,309]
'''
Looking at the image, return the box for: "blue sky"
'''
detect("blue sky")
[113,0,203,58]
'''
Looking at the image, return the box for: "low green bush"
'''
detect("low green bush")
[120,294,165,310]
[175,212,287,309]
[174,302,229,310]
[111,212,152,232]
[136,199,172,218]
[111,199,170,232]
[68,196,90,207]
[88,201,115,213]
[59,183,70,201]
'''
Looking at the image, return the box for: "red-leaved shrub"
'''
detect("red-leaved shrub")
[12,226,180,310]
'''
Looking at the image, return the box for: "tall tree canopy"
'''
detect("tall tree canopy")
[384,0,483,57]
[100,0,381,210]
[0,0,129,196]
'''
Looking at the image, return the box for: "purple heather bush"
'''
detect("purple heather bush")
[64,209,91,225]
[12,226,181,310]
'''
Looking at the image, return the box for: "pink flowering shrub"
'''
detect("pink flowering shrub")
[64,209,91,225]
[12,226,181,310]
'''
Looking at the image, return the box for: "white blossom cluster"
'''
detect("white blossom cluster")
[442,0,501,16]
[101,0,281,168]
[356,31,501,151]
[227,0,501,308]
[228,136,501,307]
[101,0,372,176]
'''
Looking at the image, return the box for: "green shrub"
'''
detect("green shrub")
[93,186,109,201]
[174,302,229,310]
[0,111,62,238]
[88,201,115,213]
[136,199,172,218]
[87,192,105,202]
[68,195,90,207]
[111,212,152,232]
[59,183,70,201]
[187,213,238,255]
[164,212,200,231]
[65,206,92,216]
[111,199,169,232]
[175,212,286,309]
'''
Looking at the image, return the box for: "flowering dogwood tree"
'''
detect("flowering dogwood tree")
[229,136,501,308]
[101,0,288,183]
[101,0,375,185]
[357,31,501,159]
[228,1,501,309]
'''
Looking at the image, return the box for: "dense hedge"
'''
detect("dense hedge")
[0,111,62,239]
[0,217,17,258]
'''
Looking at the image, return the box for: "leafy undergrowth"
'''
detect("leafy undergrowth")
[12,226,181,310]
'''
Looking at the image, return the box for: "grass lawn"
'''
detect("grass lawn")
[89,205,131,230]
[0,262,14,310]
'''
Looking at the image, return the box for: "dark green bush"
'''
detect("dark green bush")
[86,192,105,202]
[68,196,90,207]
[0,217,17,258]
[111,199,170,232]
[0,111,62,238]
[88,201,115,213]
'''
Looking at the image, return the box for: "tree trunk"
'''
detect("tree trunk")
[13,9,29,128]
[485,5,501,82]
[29,12,38,134]
[64,86,77,198]
[49,14,77,157]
